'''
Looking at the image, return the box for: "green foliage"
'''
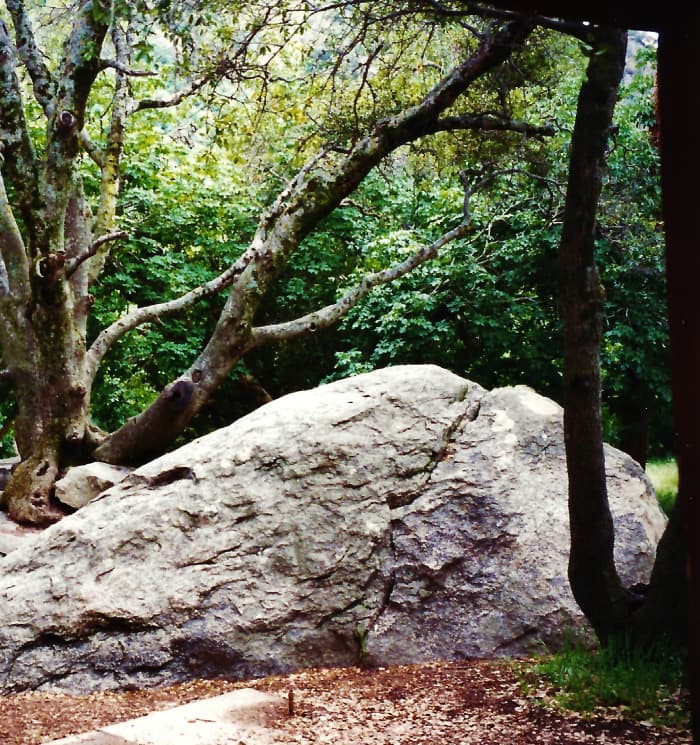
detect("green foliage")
[598,51,671,455]
[0,384,16,458]
[70,13,669,454]
[322,159,565,400]
[88,123,261,431]
[519,636,689,730]
[646,457,678,515]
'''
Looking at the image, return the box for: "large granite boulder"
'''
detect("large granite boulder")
[0,365,665,693]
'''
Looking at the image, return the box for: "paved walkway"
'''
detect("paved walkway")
[46,688,286,745]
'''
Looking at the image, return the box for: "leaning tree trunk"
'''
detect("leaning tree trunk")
[91,19,536,466]
[558,27,633,642]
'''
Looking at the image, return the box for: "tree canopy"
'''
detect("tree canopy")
[1,0,690,722]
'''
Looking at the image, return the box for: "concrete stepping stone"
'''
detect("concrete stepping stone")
[45,688,285,745]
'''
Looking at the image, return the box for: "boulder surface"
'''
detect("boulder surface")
[0,365,665,693]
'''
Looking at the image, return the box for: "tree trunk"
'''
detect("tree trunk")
[1,182,97,524]
[558,27,632,642]
[561,24,689,658]
[2,267,94,524]
[0,1,110,524]
[655,22,700,738]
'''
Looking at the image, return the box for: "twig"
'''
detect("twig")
[65,230,129,277]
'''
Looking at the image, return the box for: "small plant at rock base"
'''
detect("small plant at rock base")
[355,624,369,666]
[517,634,690,730]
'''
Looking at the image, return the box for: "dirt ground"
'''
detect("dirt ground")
[0,659,690,744]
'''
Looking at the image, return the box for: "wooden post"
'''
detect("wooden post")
[657,22,700,742]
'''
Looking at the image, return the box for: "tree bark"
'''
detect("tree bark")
[0,1,110,524]
[656,21,700,739]
[558,27,632,642]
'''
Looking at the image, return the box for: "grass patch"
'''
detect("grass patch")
[646,457,678,514]
[518,636,689,730]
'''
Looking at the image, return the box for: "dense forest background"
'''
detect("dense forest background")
[0,9,667,467]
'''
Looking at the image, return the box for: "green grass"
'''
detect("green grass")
[518,636,689,730]
[646,457,678,515]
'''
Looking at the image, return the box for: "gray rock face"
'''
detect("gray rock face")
[0,456,19,491]
[55,462,132,510]
[0,365,665,693]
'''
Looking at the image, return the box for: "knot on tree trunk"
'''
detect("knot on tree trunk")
[58,110,77,130]
[166,380,194,411]
[36,253,66,284]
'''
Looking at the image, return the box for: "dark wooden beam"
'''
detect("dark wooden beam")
[484,1,683,30]
[657,23,700,743]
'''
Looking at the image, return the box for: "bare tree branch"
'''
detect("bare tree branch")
[249,220,471,346]
[129,13,274,115]
[78,129,106,168]
[129,73,215,114]
[65,230,128,277]
[250,158,561,348]
[419,1,594,38]
[429,112,555,137]
[85,251,255,378]
[99,60,157,77]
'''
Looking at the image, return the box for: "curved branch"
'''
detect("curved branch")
[249,221,471,347]
[421,2,594,38]
[78,130,106,167]
[65,230,128,277]
[129,74,214,114]
[85,251,254,379]
[99,59,156,77]
[129,16,272,115]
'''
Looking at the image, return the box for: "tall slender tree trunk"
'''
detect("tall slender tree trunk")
[560,23,688,657]
[559,27,632,642]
